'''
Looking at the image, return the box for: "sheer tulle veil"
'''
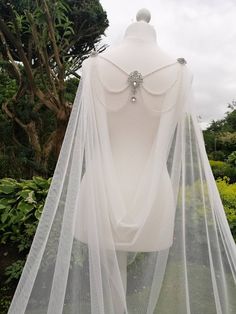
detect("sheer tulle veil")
[7,52,236,314]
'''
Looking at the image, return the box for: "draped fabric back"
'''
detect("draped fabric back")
[8,54,236,314]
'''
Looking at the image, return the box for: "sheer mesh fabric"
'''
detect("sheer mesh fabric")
[7,54,236,314]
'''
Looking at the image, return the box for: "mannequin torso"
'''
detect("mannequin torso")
[75,18,184,251]
[96,21,179,218]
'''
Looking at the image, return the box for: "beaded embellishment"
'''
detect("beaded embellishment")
[91,52,186,104]
[127,70,143,102]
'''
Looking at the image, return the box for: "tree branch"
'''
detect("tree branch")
[2,101,27,130]
[42,0,66,107]
[42,0,63,71]
[34,89,59,114]
[26,11,59,101]
[0,17,35,87]
[0,31,22,83]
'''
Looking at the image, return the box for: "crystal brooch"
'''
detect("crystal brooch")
[128,70,143,102]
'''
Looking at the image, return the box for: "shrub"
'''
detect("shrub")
[0,176,51,251]
[209,160,236,183]
[216,177,236,240]
[0,176,51,313]
[227,151,236,166]
[208,150,226,161]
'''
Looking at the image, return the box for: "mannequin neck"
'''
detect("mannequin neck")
[123,21,157,44]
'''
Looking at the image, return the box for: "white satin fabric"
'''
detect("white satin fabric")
[7,53,236,314]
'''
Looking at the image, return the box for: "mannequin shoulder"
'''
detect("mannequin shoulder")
[80,51,98,75]
[177,57,194,83]
[81,54,95,68]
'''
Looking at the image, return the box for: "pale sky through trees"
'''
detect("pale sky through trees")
[99,0,236,129]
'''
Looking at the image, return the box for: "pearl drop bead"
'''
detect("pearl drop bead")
[131,96,136,102]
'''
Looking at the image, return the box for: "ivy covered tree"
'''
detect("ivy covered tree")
[0,0,108,177]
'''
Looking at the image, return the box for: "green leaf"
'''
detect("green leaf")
[17,190,37,204]
[17,200,35,213]
[1,211,9,223]
[19,180,38,190]
[4,259,25,284]
[0,198,14,206]
[0,184,16,194]
[35,209,42,220]
[1,178,17,184]
[32,176,49,188]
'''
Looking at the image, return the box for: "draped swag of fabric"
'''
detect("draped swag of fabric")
[8,54,236,314]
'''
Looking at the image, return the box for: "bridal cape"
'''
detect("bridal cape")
[8,52,236,314]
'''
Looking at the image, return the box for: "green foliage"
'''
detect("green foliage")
[0,0,109,73]
[206,100,236,133]
[0,286,11,313]
[203,100,236,161]
[209,160,236,183]
[216,177,236,240]
[0,0,108,178]
[0,72,79,179]
[227,151,236,166]
[0,68,18,103]
[0,176,51,313]
[208,150,225,161]
[217,132,236,154]
[0,176,51,251]
[4,259,25,284]
[65,77,80,104]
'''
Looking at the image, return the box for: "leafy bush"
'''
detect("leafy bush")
[209,160,236,183]
[208,150,226,161]
[0,176,51,313]
[0,286,11,314]
[0,176,51,251]
[216,177,236,240]
[227,151,236,166]
[4,260,26,284]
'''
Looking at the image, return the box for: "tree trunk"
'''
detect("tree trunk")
[41,107,70,174]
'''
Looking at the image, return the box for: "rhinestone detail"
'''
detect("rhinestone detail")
[128,71,143,90]
[128,71,143,102]
[177,58,187,65]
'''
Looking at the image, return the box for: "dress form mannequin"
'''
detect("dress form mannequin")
[90,9,180,250]
[75,9,182,251]
[75,9,182,295]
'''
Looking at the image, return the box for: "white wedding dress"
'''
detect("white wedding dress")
[7,49,236,313]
